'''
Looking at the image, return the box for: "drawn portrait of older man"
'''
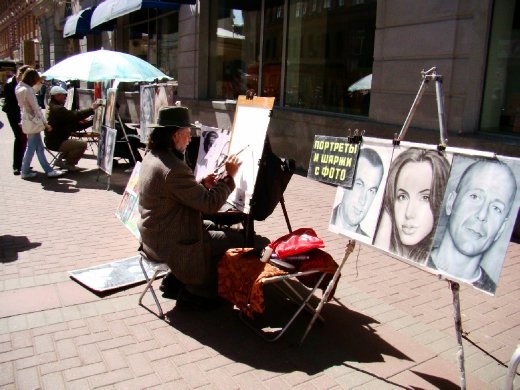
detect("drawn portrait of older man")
[428,156,519,293]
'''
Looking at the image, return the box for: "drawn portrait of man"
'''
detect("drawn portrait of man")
[194,127,231,181]
[329,140,393,243]
[428,155,519,294]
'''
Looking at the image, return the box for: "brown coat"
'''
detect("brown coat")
[138,149,235,285]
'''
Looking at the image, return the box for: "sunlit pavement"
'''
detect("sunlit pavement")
[0,110,518,389]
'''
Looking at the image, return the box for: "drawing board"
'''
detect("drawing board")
[225,95,275,213]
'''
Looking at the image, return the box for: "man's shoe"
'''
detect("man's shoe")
[176,288,222,312]
[13,169,20,176]
[47,169,65,178]
[160,272,183,299]
[54,158,67,169]
[65,164,81,172]
[21,172,37,180]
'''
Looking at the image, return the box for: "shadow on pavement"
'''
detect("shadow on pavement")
[165,286,412,376]
[410,371,459,389]
[36,164,133,195]
[0,235,41,263]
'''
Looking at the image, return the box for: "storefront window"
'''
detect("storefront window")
[285,0,375,115]
[481,0,520,134]
[209,0,376,116]
[122,9,178,79]
[208,2,262,99]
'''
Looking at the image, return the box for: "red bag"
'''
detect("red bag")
[268,228,325,258]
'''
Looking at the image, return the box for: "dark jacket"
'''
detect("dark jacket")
[2,76,21,122]
[138,148,235,285]
[44,100,94,151]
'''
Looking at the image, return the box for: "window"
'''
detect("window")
[481,0,520,135]
[208,0,376,116]
[122,9,178,79]
[208,2,261,99]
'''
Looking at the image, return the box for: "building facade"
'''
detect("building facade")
[2,0,519,168]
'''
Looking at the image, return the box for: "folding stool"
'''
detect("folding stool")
[137,250,169,318]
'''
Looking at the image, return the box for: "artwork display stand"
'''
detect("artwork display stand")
[397,67,467,390]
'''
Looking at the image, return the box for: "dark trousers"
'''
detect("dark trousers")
[6,111,27,171]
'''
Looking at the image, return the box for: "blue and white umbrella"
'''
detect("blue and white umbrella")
[42,49,172,82]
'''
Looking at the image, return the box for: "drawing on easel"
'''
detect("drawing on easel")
[225,95,275,213]
[104,88,117,129]
[194,126,231,182]
[328,137,393,245]
[97,126,117,175]
[427,154,520,294]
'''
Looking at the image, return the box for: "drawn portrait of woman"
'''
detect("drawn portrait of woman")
[374,147,451,262]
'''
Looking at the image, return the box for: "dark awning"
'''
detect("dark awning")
[90,0,196,31]
[63,7,97,38]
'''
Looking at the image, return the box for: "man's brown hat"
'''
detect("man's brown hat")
[149,106,194,128]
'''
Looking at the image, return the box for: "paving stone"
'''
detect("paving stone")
[0,116,519,388]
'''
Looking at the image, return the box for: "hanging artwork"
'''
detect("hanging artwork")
[91,99,106,134]
[97,126,117,175]
[104,88,117,129]
[325,137,520,295]
[328,137,393,244]
[139,83,177,143]
[426,154,520,294]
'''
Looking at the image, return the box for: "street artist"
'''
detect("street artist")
[138,106,257,311]
[44,86,100,171]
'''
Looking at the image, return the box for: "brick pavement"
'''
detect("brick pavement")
[0,110,518,389]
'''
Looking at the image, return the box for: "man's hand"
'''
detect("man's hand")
[45,124,52,132]
[224,154,242,178]
[201,173,218,189]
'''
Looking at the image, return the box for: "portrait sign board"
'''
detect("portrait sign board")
[225,95,275,214]
[97,126,117,175]
[325,138,520,295]
[307,135,360,187]
[115,162,141,239]
[194,126,231,182]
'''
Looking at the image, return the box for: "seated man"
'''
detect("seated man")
[44,86,99,171]
[138,106,265,311]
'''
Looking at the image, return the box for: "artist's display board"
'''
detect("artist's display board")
[115,162,141,239]
[312,136,520,295]
[97,126,117,175]
[194,126,231,182]
[225,95,275,214]
[139,83,176,143]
